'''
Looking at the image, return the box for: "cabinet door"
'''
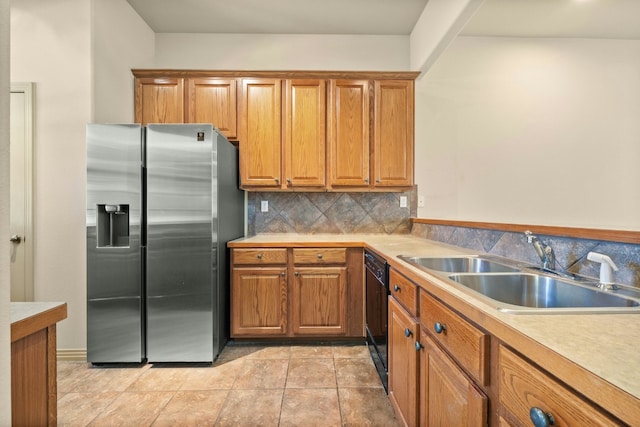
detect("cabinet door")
[388,297,419,427]
[231,267,287,336]
[420,332,488,427]
[238,78,282,188]
[328,79,370,188]
[134,77,185,125]
[283,79,326,188]
[373,80,414,187]
[291,267,347,335]
[186,78,237,140]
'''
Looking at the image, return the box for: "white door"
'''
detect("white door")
[9,83,34,302]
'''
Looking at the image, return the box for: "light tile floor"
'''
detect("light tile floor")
[57,344,400,426]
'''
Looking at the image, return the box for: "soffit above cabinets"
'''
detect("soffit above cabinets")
[462,0,640,40]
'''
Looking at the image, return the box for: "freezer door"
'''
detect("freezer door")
[146,124,214,362]
[86,124,144,363]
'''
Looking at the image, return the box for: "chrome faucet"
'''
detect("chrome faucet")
[524,231,556,270]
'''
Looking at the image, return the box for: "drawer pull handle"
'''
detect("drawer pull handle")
[317,254,323,259]
[415,341,423,351]
[529,407,555,427]
[404,328,412,338]
[393,284,400,292]
[257,253,263,260]
[434,322,446,334]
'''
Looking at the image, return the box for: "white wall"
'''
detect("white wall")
[10,0,153,351]
[415,36,640,230]
[153,33,409,70]
[1,0,12,420]
[11,0,92,351]
[92,0,154,123]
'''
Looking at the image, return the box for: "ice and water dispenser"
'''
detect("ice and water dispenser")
[96,204,130,247]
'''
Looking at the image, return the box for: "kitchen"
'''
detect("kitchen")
[2,0,640,425]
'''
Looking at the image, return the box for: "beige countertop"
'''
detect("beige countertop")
[11,301,67,342]
[230,233,640,422]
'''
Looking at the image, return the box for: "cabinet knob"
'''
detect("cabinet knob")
[529,407,555,427]
[404,328,412,338]
[317,253,323,259]
[434,322,446,334]
[280,271,286,277]
[294,271,299,277]
[275,177,280,183]
[415,341,423,351]
[376,179,381,183]
[393,284,400,292]
[364,178,369,184]
[257,253,263,260]
[286,178,291,184]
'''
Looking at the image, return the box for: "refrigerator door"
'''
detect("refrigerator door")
[86,124,144,363]
[212,132,245,357]
[146,124,214,362]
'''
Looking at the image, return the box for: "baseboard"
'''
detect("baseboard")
[57,349,87,362]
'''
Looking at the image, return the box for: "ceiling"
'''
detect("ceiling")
[126,0,640,39]
[125,0,429,35]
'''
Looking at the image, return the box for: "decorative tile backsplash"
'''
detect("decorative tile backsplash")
[411,223,640,288]
[247,189,417,236]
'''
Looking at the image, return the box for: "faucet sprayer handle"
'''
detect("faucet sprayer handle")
[587,251,618,284]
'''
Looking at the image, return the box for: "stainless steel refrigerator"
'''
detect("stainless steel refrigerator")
[86,124,244,364]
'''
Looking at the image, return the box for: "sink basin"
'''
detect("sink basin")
[398,255,520,273]
[447,273,640,314]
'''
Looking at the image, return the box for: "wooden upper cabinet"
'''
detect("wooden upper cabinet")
[373,80,414,187]
[238,78,282,188]
[186,78,237,140]
[328,79,370,188]
[132,70,418,192]
[284,79,326,188]
[135,78,185,125]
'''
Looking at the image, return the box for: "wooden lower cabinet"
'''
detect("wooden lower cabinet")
[291,266,347,335]
[498,345,620,426]
[420,331,488,426]
[230,247,363,339]
[388,297,419,427]
[231,266,287,336]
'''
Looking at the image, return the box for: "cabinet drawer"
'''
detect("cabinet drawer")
[293,248,346,265]
[389,268,418,316]
[419,291,488,385]
[499,345,619,426]
[233,248,287,265]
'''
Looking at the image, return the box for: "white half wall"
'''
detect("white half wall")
[153,33,409,70]
[1,0,11,421]
[415,36,640,230]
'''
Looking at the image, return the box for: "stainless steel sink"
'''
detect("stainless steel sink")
[447,273,640,314]
[398,255,520,273]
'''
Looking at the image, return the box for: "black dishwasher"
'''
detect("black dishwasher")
[364,249,389,392]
